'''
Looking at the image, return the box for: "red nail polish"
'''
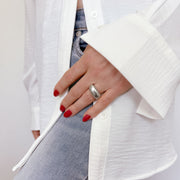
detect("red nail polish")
[60,105,65,112]
[82,114,91,122]
[53,89,59,97]
[64,109,72,118]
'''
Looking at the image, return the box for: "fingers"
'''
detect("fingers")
[54,59,87,96]
[60,73,90,109]
[60,71,106,110]
[59,76,132,122]
[62,86,117,122]
[82,87,119,121]
[60,82,106,118]
[63,88,95,117]
[82,81,133,121]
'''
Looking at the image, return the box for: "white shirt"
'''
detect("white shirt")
[12,0,180,179]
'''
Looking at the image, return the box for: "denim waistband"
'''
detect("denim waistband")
[74,8,87,30]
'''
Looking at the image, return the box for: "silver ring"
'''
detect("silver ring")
[89,84,101,100]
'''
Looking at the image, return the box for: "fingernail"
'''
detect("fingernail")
[60,105,65,112]
[64,109,72,118]
[82,114,91,122]
[53,89,59,97]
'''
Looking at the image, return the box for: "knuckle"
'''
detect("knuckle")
[92,66,105,78]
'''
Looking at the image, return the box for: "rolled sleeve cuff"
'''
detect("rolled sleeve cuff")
[80,13,180,120]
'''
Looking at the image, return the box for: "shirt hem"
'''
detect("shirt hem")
[120,154,178,180]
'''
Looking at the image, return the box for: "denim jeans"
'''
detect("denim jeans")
[13,8,92,180]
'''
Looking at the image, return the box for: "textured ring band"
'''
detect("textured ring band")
[89,84,101,100]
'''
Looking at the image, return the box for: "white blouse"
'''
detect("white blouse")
[13,0,180,179]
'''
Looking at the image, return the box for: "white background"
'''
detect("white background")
[0,0,180,179]
[0,0,33,179]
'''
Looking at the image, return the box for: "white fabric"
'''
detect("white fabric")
[13,0,180,179]
[23,0,41,130]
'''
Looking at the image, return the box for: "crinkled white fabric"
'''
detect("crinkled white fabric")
[13,0,180,180]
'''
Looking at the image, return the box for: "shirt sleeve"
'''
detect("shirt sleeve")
[23,0,40,130]
[80,0,180,120]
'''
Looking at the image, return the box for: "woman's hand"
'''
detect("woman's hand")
[53,45,133,121]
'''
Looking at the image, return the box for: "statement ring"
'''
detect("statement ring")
[89,84,101,100]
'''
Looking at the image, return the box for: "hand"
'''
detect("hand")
[54,45,133,121]
[32,130,40,139]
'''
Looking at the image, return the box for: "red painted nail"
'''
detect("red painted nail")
[64,109,72,118]
[53,89,59,97]
[82,114,91,122]
[60,105,65,112]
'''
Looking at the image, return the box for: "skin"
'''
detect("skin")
[32,130,40,139]
[54,45,133,120]
[77,0,83,9]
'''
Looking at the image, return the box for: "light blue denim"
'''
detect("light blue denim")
[13,8,92,180]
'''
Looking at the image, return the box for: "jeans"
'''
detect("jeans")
[13,8,92,180]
